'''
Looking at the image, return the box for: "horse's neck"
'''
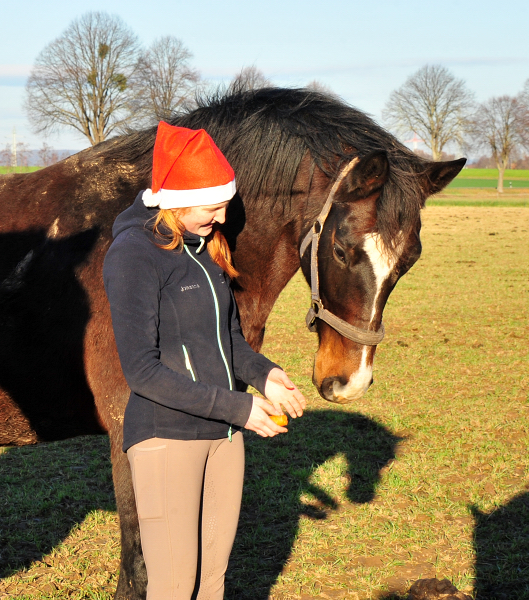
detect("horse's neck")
[230,204,299,350]
[232,164,330,351]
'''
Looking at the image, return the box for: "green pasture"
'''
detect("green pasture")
[450,179,529,189]
[0,206,528,599]
[449,168,529,190]
[430,188,529,208]
[0,166,41,174]
[456,168,529,180]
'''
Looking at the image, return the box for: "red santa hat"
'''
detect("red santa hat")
[142,122,236,209]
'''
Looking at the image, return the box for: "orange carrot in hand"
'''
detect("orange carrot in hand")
[269,414,288,427]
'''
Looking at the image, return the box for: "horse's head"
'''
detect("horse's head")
[302,151,465,403]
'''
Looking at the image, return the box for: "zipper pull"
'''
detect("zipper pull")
[228,425,233,442]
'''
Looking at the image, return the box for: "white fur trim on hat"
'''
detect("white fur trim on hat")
[142,188,158,207]
[143,179,236,209]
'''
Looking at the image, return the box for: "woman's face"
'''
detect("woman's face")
[177,201,230,237]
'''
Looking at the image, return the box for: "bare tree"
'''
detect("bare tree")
[306,80,339,98]
[470,95,526,192]
[132,36,201,125]
[470,155,496,169]
[38,142,61,167]
[229,66,270,92]
[0,145,11,167]
[25,12,141,146]
[517,79,529,149]
[383,65,474,160]
[0,142,30,168]
[15,142,31,167]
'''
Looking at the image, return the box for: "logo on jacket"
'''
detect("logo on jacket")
[181,284,200,292]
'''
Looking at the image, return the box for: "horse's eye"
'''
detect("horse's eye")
[333,243,347,264]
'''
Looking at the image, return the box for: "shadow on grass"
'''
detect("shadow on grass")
[372,492,529,600]
[471,492,529,600]
[4,415,529,599]
[226,409,403,600]
[0,435,114,578]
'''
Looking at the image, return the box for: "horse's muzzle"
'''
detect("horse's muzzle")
[316,375,373,404]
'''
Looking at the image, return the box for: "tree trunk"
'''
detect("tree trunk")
[430,136,440,161]
[497,167,504,193]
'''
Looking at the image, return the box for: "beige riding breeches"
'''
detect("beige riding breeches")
[127,432,244,600]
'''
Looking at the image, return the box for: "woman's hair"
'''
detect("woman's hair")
[152,208,239,279]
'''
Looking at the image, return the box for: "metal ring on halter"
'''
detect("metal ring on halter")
[300,156,385,346]
[305,300,322,333]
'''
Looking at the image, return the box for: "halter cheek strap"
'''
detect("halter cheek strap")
[299,157,385,346]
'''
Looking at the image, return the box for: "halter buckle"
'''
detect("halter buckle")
[305,300,323,333]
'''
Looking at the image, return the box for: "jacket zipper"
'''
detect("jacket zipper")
[182,345,196,381]
[184,244,233,390]
[184,243,235,441]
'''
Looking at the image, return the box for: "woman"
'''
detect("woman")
[103,122,306,600]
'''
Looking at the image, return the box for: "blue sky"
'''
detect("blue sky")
[1,0,528,152]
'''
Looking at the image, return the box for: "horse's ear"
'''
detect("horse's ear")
[420,158,467,199]
[338,151,389,202]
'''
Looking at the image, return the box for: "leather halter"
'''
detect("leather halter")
[299,157,385,346]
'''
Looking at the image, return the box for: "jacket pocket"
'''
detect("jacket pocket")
[182,344,198,382]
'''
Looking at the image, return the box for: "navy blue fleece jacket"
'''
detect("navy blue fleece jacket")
[103,192,278,451]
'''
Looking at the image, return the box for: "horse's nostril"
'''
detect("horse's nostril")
[320,377,336,401]
[320,376,348,401]
[369,377,374,387]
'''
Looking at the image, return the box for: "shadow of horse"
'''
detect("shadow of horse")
[226,409,403,600]
[471,492,529,599]
[0,410,399,596]
[375,491,529,600]
[3,412,528,598]
[0,436,115,578]
[0,228,105,444]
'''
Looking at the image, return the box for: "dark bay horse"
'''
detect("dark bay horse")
[0,87,464,599]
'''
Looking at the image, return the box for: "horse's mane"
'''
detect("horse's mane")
[99,87,428,252]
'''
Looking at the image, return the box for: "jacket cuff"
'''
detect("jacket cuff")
[230,391,254,428]
[239,354,280,396]
[209,388,254,428]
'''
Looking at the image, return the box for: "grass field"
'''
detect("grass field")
[431,188,529,208]
[456,169,529,180]
[0,206,528,599]
[0,166,41,174]
[450,179,529,189]
[449,168,529,190]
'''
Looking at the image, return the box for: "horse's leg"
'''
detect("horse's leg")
[110,433,147,600]
[85,301,147,599]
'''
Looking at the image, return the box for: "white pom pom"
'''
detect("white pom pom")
[142,189,159,207]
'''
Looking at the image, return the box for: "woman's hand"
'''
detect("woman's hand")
[244,397,288,437]
[264,368,306,419]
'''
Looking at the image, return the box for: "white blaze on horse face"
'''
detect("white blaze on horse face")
[331,233,400,402]
[363,232,400,323]
[331,347,372,401]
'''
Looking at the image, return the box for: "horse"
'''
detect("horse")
[0,87,465,599]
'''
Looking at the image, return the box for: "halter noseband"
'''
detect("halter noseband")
[299,157,385,346]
